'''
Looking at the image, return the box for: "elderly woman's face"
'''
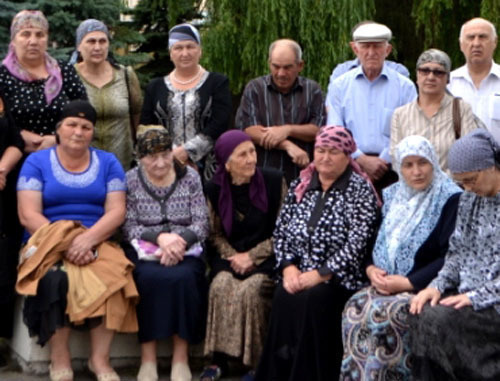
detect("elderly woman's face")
[141,150,174,181]
[400,155,433,191]
[225,141,257,181]
[78,31,109,65]
[57,117,94,151]
[453,167,497,196]
[170,40,201,70]
[416,62,448,96]
[12,28,48,63]
[313,146,350,179]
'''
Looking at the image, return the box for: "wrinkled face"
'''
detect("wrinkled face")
[78,31,109,64]
[225,140,257,181]
[169,40,202,70]
[460,20,497,66]
[352,41,391,74]
[12,27,48,63]
[400,155,434,191]
[140,150,174,181]
[57,117,94,150]
[313,146,350,180]
[268,45,304,93]
[416,62,448,96]
[453,167,497,196]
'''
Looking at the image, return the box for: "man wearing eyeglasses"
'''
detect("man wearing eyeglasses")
[390,49,477,172]
[326,22,416,190]
[448,18,500,143]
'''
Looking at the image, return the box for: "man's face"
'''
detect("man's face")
[352,41,391,74]
[460,20,497,66]
[268,46,304,93]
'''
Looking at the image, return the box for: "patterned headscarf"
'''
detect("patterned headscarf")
[69,19,110,64]
[373,135,461,275]
[416,49,451,73]
[212,130,268,236]
[448,129,500,173]
[3,10,62,105]
[294,125,381,205]
[168,23,201,49]
[136,126,172,158]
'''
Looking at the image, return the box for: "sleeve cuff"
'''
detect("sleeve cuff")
[140,229,170,244]
[352,149,363,160]
[178,229,198,248]
[317,266,333,277]
[280,260,295,271]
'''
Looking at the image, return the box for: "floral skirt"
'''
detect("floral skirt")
[340,287,413,381]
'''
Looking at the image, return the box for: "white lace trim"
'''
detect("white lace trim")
[50,149,100,188]
[107,178,126,192]
[17,176,43,191]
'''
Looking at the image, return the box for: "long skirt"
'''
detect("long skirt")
[409,303,500,381]
[340,287,412,381]
[204,271,273,367]
[255,281,353,381]
[133,256,207,343]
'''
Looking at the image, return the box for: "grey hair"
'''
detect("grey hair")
[268,39,303,62]
[459,17,497,43]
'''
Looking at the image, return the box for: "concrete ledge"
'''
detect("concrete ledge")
[9,297,204,375]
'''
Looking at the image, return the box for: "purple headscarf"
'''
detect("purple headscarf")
[212,130,268,236]
[3,10,62,105]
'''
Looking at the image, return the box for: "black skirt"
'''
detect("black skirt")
[255,281,353,381]
[409,303,500,381]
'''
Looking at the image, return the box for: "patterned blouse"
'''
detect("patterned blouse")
[274,167,379,291]
[430,191,500,314]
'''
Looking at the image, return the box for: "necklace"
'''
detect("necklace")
[171,65,203,85]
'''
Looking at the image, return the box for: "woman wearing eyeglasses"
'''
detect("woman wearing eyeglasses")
[390,49,478,172]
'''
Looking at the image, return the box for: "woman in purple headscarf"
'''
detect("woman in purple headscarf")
[255,126,380,381]
[201,130,286,380]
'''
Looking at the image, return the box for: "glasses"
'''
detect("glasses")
[453,171,480,187]
[417,67,447,78]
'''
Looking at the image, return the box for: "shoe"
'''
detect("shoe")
[137,361,158,381]
[88,360,120,381]
[199,365,222,381]
[49,364,74,381]
[171,361,192,381]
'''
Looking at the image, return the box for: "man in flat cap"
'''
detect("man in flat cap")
[326,22,416,189]
[448,17,500,143]
[235,39,325,184]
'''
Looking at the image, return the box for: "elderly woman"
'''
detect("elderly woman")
[0,10,87,153]
[140,23,231,181]
[391,49,477,172]
[122,126,209,381]
[0,91,24,342]
[340,136,461,380]
[255,126,379,381]
[410,129,500,381]
[73,19,142,170]
[16,100,134,381]
[201,130,286,380]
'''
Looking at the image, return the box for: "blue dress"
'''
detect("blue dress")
[17,146,126,345]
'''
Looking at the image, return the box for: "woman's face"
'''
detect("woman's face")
[140,150,174,181]
[169,40,201,70]
[313,146,350,180]
[78,31,109,65]
[225,141,257,182]
[453,167,498,197]
[57,117,94,151]
[12,27,48,64]
[400,155,434,191]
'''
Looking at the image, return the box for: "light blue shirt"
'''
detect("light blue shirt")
[326,64,417,162]
[330,58,410,82]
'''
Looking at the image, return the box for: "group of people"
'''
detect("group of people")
[0,7,498,381]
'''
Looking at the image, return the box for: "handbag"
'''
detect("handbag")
[452,97,461,139]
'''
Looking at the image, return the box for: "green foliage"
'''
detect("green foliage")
[481,0,500,62]
[201,0,375,93]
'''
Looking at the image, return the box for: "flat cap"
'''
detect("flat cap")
[353,23,392,42]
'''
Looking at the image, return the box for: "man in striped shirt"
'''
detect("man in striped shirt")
[235,39,325,184]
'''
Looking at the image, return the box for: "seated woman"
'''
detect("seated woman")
[122,126,209,381]
[16,100,132,381]
[255,126,380,381]
[410,129,500,381]
[340,135,461,380]
[201,130,286,380]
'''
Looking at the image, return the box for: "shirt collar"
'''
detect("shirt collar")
[354,62,389,81]
[306,165,352,193]
[454,61,500,81]
[265,74,304,93]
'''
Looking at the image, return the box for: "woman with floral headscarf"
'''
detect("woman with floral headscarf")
[340,135,461,381]
[255,126,379,381]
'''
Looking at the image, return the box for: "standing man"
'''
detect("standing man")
[326,23,417,188]
[235,39,325,184]
[448,18,500,142]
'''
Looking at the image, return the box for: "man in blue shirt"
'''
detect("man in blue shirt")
[326,22,417,187]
